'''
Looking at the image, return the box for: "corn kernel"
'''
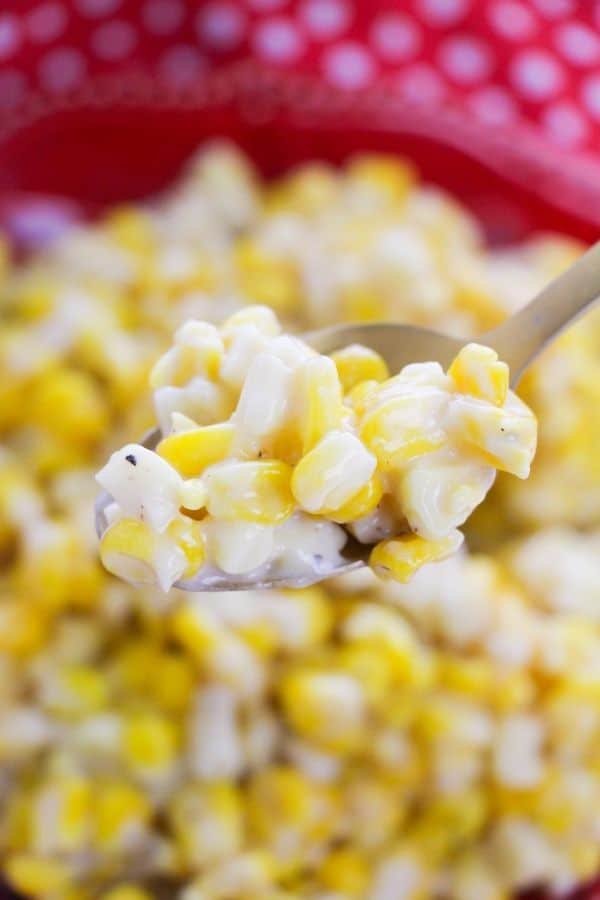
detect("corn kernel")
[319,848,369,896]
[122,712,178,770]
[330,343,389,392]
[205,459,294,524]
[296,355,345,453]
[292,430,376,514]
[100,887,154,900]
[449,342,509,406]
[5,854,71,896]
[370,531,463,582]
[325,473,383,523]
[157,423,235,477]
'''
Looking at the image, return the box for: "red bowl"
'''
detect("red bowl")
[0,63,598,900]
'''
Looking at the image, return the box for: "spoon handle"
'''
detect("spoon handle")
[485,239,600,385]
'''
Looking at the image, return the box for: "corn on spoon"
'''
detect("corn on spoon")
[95,239,600,590]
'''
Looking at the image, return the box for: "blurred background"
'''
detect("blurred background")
[1,3,600,900]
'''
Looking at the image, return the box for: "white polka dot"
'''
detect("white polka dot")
[75,0,121,18]
[159,44,206,85]
[91,20,137,60]
[487,2,537,41]
[300,0,351,40]
[246,0,287,11]
[468,85,518,125]
[38,47,86,93]
[554,22,600,67]
[322,42,376,90]
[581,74,600,121]
[142,0,185,36]
[0,14,21,60]
[510,50,565,101]
[0,70,27,109]
[26,3,68,43]
[394,64,446,103]
[542,101,589,147]
[418,0,471,27]
[438,35,493,85]
[530,0,574,18]
[370,13,421,63]
[196,2,246,51]
[252,18,304,63]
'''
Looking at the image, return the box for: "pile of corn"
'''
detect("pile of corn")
[97,306,536,592]
[1,144,599,900]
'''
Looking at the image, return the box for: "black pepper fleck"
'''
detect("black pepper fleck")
[125,454,137,466]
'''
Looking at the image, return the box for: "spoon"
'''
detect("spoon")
[96,239,600,590]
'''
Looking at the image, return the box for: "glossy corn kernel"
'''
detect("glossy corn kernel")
[330,343,390,391]
[370,530,464,582]
[235,238,299,313]
[279,669,366,751]
[325,473,384,523]
[99,516,203,591]
[319,848,370,896]
[360,392,447,469]
[5,854,71,896]
[205,459,294,524]
[122,712,178,771]
[449,393,537,478]
[95,781,151,850]
[292,430,376,514]
[222,304,281,337]
[157,423,235,477]
[449,343,509,407]
[346,154,416,205]
[296,355,345,453]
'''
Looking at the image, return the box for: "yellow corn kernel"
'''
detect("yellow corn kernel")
[29,369,109,444]
[360,395,446,469]
[347,378,380,416]
[122,712,178,770]
[5,854,71,896]
[438,656,495,699]
[279,669,366,751]
[152,654,196,713]
[370,531,463,582]
[248,766,338,845]
[0,602,47,656]
[105,206,155,254]
[205,459,294,524]
[170,604,220,659]
[325,473,383,523]
[347,154,416,204]
[50,665,109,717]
[292,430,376,514]
[100,887,154,900]
[99,518,157,585]
[167,517,205,578]
[95,782,151,849]
[235,238,299,313]
[330,344,390,392]
[157,423,235,477]
[340,283,387,322]
[222,304,281,337]
[448,342,509,406]
[297,355,345,453]
[450,394,537,478]
[319,848,369,896]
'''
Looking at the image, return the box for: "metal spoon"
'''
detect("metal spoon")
[96,239,600,590]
